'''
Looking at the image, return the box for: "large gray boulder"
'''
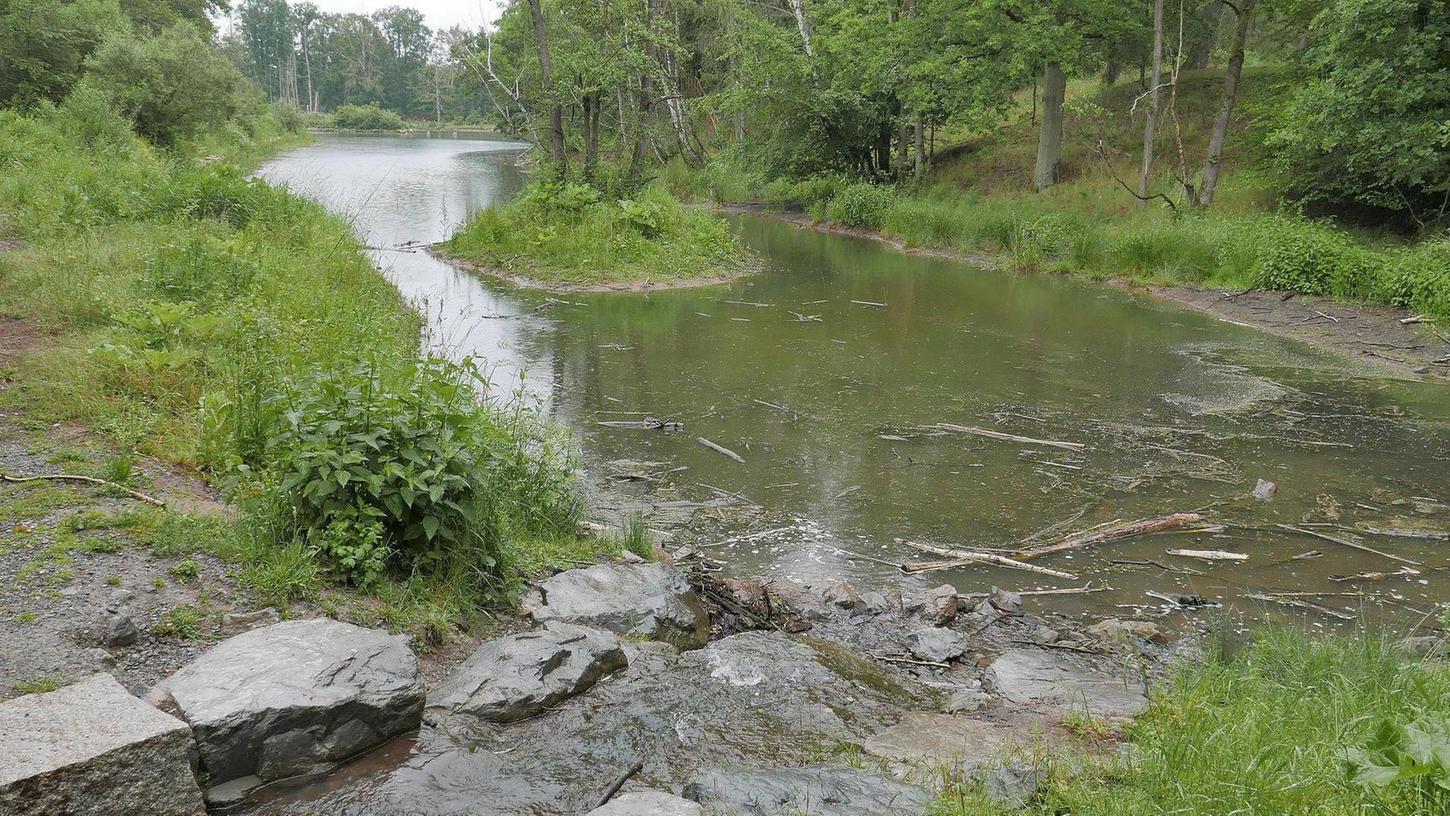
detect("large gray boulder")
[0,674,205,816]
[151,618,423,791]
[523,563,710,649]
[586,791,704,816]
[427,622,627,723]
[684,766,932,816]
[987,648,1148,718]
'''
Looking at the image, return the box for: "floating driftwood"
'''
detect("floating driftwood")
[723,299,772,307]
[1329,566,1421,582]
[960,583,1110,599]
[1276,524,1421,566]
[1166,548,1248,562]
[1015,513,1205,559]
[851,299,887,307]
[937,423,1086,452]
[902,542,1079,580]
[597,416,683,431]
[697,436,745,463]
[1245,592,1354,621]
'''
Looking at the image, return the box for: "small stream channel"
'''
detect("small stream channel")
[259,133,1450,626]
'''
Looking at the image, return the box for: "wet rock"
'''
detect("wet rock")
[1086,618,1169,645]
[987,586,1023,616]
[988,648,1147,718]
[812,579,863,613]
[864,711,1040,768]
[587,791,704,816]
[427,623,626,723]
[982,762,1042,807]
[524,563,710,649]
[1403,636,1446,658]
[860,590,896,614]
[919,584,960,625]
[0,674,205,816]
[685,765,931,816]
[1253,478,1278,500]
[219,607,280,636]
[722,578,767,608]
[943,689,991,713]
[906,627,967,663]
[1031,626,1061,645]
[101,614,139,647]
[151,619,422,791]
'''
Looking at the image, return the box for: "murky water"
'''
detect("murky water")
[259,134,1450,624]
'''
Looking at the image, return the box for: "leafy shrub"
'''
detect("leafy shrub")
[272,102,306,134]
[258,357,579,590]
[330,104,404,131]
[1377,241,1450,316]
[617,196,668,237]
[80,23,246,146]
[1253,221,1354,295]
[1347,713,1450,811]
[523,180,602,216]
[825,182,896,229]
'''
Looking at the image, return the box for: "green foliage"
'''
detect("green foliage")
[80,23,247,145]
[255,356,579,590]
[329,103,405,131]
[444,181,745,287]
[1347,714,1450,809]
[824,182,896,229]
[0,0,127,109]
[1268,0,1450,221]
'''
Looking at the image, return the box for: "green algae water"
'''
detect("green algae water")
[260,134,1450,625]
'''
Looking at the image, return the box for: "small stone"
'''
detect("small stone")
[81,648,115,669]
[981,762,1042,807]
[907,627,968,663]
[586,791,704,816]
[921,584,959,625]
[987,587,1023,616]
[218,607,280,636]
[102,615,139,647]
[860,591,894,614]
[204,775,261,808]
[1253,479,1278,500]
[523,563,710,649]
[1031,626,1060,645]
[1130,621,1170,645]
[815,579,863,612]
[618,550,646,564]
[943,690,991,713]
[1403,636,1446,657]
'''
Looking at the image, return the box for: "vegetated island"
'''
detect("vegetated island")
[434,179,753,292]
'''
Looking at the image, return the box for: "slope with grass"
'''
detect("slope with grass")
[668,69,1450,335]
[439,180,750,290]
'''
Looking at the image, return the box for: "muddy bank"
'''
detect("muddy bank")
[427,245,752,293]
[725,204,1450,381]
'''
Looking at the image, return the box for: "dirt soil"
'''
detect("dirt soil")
[730,205,1450,381]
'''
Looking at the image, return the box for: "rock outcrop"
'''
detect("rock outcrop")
[0,674,205,816]
[150,618,423,795]
[585,791,704,816]
[427,622,627,723]
[988,648,1148,717]
[523,563,710,649]
[685,765,932,816]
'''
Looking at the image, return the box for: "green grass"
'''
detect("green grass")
[442,180,748,287]
[930,630,1450,815]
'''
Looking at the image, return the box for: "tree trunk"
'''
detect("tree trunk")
[1033,62,1066,190]
[1137,0,1165,205]
[583,93,601,181]
[914,111,925,176]
[1187,2,1227,70]
[788,0,813,57]
[626,0,658,187]
[1198,0,1255,207]
[526,0,567,176]
[896,105,909,181]
[875,124,892,177]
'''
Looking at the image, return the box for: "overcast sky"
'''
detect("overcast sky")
[277,0,505,32]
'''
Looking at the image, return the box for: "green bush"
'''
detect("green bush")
[258,357,579,589]
[825,182,896,229]
[330,104,404,131]
[80,23,246,146]
[1253,221,1353,295]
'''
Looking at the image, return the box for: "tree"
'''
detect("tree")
[1267,0,1450,224]
[525,0,566,174]
[1137,0,1164,204]
[1196,0,1257,206]
[0,0,127,108]
[81,22,246,144]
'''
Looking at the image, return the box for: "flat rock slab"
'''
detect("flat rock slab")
[863,711,1052,769]
[427,622,626,723]
[988,648,1148,718]
[152,618,423,789]
[524,563,710,649]
[907,627,967,663]
[684,766,932,816]
[586,791,704,816]
[0,674,205,816]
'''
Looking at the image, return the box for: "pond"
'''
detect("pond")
[259,134,1450,625]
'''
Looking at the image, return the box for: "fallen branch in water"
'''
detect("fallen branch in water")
[1166,548,1247,561]
[1245,592,1354,621]
[1112,558,1204,575]
[937,423,1086,451]
[697,437,745,463]
[959,583,1109,599]
[1,472,166,508]
[1276,524,1421,566]
[592,759,644,810]
[902,543,1079,580]
[869,652,950,669]
[1015,513,1205,560]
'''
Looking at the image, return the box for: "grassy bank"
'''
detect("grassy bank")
[442,179,748,289]
[667,70,1450,320]
[931,630,1450,815]
[0,96,629,645]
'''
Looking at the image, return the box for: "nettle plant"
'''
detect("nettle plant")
[1347,712,1450,810]
[260,356,578,589]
